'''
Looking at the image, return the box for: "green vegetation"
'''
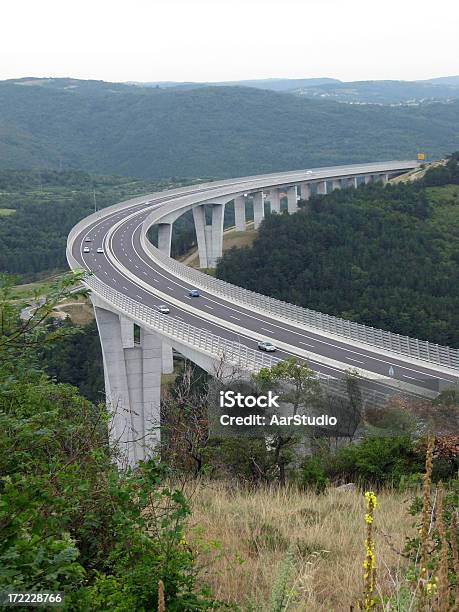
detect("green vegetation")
[0,273,219,610]
[0,169,200,280]
[0,272,457,609]
[0,207,15,215]
[1,79,459,178]
[216,155,459,347]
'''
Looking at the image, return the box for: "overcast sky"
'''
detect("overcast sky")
[2,0,458,83]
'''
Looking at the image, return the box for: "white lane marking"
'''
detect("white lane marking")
[205,304,214,309]
[87,191,447,392]
[230,315,240,320]
[123,286,128,291]
[136,294,143,299]
[346,357,364,364]
[261,327,275,333]
[167,286,174,291]
[299,341,315,347]
[402,374,421,381]
[128,221,453,383]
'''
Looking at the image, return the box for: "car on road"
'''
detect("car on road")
[83,246,90,253]
[84,237,92,242]
[157,305,170,314]
[96,247,104,254]
[188,289,200,297]
[257,340,277,352]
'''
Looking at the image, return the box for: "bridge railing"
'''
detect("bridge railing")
[67,245,393,408]
[141,235,459,372]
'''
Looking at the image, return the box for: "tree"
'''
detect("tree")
[252,358,322,485]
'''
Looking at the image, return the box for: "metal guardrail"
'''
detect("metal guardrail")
[67,246,280,372]
[68,253,404,409]
[66,172,459,373]
[141,236,459,371]
[68,254,393,408]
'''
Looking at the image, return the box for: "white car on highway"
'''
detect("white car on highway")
[96,247,104,254]
[157,305,170,314]
[257,340,277,352]
[83,246,90,253]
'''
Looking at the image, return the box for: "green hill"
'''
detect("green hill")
[216,158,459,348]
[0,79,459,178]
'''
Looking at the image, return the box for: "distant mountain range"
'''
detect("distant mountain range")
[9,75,459,105]
[0,77,458,178]
[132,75,459,105]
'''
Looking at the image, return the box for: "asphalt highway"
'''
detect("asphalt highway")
[69,165,459,401]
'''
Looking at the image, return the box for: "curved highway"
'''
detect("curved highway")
[68,162,458,401]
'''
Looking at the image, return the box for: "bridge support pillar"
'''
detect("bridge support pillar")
[93,303,162,465]
[253,192,264,229]
[287,186,298,214]
[192,203,225,268]
[364,175,372,185]
[269,188,281,213]
[234,196,246,231]
[300,183,311,201]
[316,180,327,195]
[331,179,341,190]
[162,342,174,374]
[157,223,172,256]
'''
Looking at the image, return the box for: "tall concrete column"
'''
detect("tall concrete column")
[300,183,311,201]
[287,186,298,214]
[347,176,358,188]
[192,205,210,268]
[140,327,162,454]
[316,181,327,195]
[253,191,264,229]
[331,179,341,190]
[234,196,246,231]
[364,175,372,185]
[162,342,174,374]
[192,203,225,269]
[210,203,225,267]
[157,223,172,256]
[269,188,281,213]
[93,304,162,465]
[353,177,359,188]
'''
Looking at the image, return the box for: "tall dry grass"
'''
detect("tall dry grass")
[186,481,414,610]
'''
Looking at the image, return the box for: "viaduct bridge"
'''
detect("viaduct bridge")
[67,161,459,464]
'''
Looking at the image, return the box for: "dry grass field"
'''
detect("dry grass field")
[186,482,415,610]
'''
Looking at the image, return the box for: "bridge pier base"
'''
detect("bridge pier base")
[364,175,372,185]
[192,203,225,268]
[162,342,174,374]
[157,223,172,256]
[332,179,341,190]
[316,180,327,195]
[287,186,298,214]
[269,188,281,213]
[253,192,264,229]
[300,183,311,201]
[234,196,246,231]
[93,301,162,466]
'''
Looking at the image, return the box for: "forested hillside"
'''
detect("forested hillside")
[0,170,200,280]
[1,79,459,177]
[216,157,459,347]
